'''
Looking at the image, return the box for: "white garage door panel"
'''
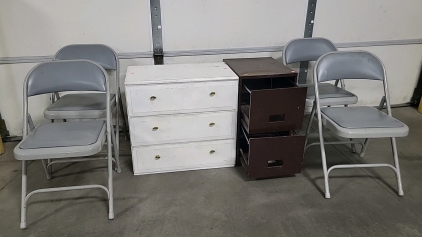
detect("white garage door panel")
[314,0,422,42]
[0,0,152,57]
[161,0,308,51]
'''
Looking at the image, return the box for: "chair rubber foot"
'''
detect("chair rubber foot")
[325,193,331,199]
[20,222,26,229]
[398,190,404,196]
[109,213,114,220]
[116,168,122,174]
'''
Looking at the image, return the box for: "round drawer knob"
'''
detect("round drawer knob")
[152,127,158,131]
[210,150,215,154]
[155,155,161,160]
[209,122,215,127]
[209,92,216,97]
[150,96,156,101]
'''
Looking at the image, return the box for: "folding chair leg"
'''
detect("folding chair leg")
[41,160,52,180]
[305,103,316,147]
[320,142,331,199]
[350,138,357,153]
[359,139,370,158]
[118,91,129,141]
[107,129,114,220]
[110,124,122,173]
[391,138,404,196]
[316,108,331,199]
[48,159,53,174]
[20,161,27,229]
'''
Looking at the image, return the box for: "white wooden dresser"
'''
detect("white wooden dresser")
[125,62,239,175]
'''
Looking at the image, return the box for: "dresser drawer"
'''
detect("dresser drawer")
[239,128,305,179]
[132,140,236,175]
[126,80,238,117]
[241,79,307,134]
[129,111,237,146]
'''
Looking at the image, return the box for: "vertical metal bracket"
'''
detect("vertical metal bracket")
[298,0,318,84]
[150,0,164,65]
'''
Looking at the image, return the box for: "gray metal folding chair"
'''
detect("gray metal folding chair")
[313,51,409,198]
[44,44,126,174]
[14,60,114,229]
[283,38,359,150]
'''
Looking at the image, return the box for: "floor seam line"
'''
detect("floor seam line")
[0,161,33,192]
[0,169,22,192]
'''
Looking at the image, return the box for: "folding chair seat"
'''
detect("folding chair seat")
[43,44,126,174]
[14,120,105,160]
[45,93,111,119]
[321,106,408,138]
[312,51,409,198]
[14,60,114,229]
[283,37,358,148]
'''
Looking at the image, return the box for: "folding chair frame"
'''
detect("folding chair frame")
[19,60,114,229]
[312,51,404,199]
[45,44,128,175]
[282,38,364,153]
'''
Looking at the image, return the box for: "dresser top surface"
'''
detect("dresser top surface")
[224,57,297,79]
[125,62,238,85]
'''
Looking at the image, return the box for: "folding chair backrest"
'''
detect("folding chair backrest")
[55,44,117,71]
[314,51,385,83]
[283,37,337,65]
[26,60,107,97]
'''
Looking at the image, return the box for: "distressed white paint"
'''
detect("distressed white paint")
[126,62,238,174]
[126,80,238,117]
[129,111,237,147]
[125,62,238,85]
[132,140,236,175]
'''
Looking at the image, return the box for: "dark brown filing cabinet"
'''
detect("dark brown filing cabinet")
[224,57,307,179]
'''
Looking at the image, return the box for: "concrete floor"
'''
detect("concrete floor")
[0,107,421,236]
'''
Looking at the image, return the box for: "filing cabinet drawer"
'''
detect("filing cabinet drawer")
[132,140,236,175]
[241,79,307,134]
[129,111,237,146]
[126,80,238,117]
[239,129,305,179]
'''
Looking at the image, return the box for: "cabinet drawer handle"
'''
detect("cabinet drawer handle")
[152,127,158,131]
[155,155,161,160]
[209,92,216,97]
[209,122,215,127]
[150,96,156,101]
[210,150,215,154]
